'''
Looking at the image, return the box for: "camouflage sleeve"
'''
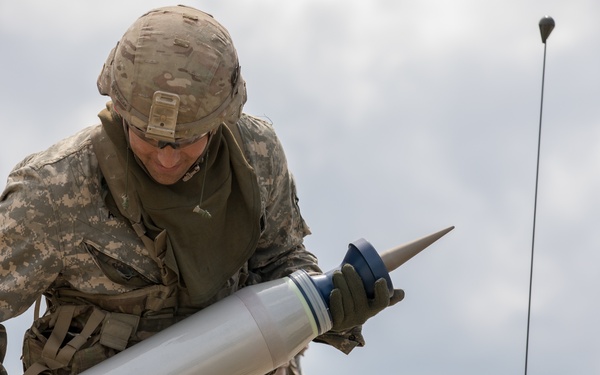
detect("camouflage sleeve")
[0,162,64,321]
[238,114,365,354]
[238,114,319,280]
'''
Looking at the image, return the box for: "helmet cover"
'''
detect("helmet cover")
[97,5,246,141]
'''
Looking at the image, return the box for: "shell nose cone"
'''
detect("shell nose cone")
[380,226,455,272]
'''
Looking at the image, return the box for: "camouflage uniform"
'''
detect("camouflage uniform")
[1,5,368,374]
[0,110,363,374]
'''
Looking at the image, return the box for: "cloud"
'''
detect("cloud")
[1,1,600,374]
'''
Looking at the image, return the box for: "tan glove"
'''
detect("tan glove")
[329,264,405,332]
[0,323,7,375]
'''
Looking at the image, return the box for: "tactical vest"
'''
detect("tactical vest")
[22,120,253,375]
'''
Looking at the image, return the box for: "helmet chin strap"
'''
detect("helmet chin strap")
[182,129,214,182]
[182,164,201,182]
[192,148,212,219]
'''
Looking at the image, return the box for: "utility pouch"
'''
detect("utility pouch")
[0,323,7,375]
[0,323,6,363]
[99,313,140,351]
[22,305,139,375]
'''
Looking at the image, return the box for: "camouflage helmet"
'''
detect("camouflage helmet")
[97,5,246,142]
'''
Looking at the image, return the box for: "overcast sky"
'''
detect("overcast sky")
[1,1,599,374]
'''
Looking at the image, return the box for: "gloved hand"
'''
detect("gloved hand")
[1,323,7,375]
[329,263,405,332]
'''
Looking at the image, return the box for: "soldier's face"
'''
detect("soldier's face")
[128,128,210,185]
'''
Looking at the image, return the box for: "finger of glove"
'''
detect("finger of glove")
[389,289,405,306]
[370,278,391,316]
[329,288,345,329]
[332,268,355,315]
[340,264,369,312]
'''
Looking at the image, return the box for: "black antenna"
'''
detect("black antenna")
[525,15,555,375]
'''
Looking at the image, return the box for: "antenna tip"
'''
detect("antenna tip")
[539,16,555,44]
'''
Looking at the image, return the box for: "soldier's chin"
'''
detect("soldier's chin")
[147,169,186,185]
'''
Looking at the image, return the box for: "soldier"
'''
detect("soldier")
[0,5,403,374]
